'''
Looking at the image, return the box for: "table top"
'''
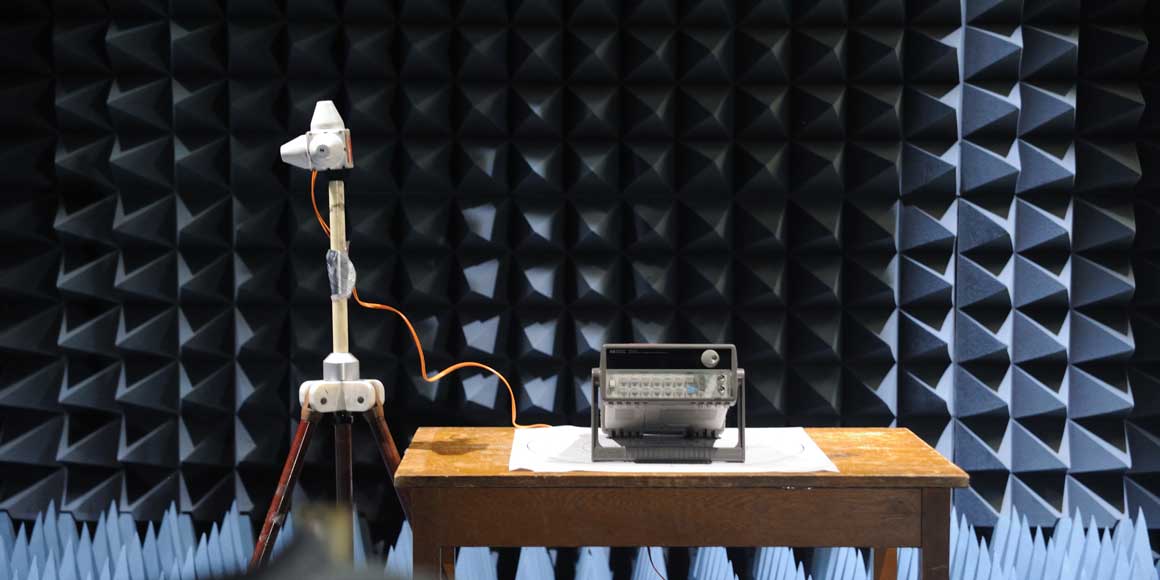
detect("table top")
[395,427,968,489]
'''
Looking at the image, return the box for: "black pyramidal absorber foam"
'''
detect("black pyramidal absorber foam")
[0,0,1154,536]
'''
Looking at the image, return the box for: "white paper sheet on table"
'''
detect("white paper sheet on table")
[509,426,838,473]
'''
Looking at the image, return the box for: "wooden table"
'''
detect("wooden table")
[395,427,968,580]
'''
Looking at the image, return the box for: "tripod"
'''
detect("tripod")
[248,178,406,570]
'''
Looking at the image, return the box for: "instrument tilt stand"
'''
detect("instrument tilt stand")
[248,179,405,570]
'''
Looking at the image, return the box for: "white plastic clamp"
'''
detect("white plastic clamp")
[298,352,385,413]
[299,378,384,414]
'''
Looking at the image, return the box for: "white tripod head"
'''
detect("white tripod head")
[280,100,353,171]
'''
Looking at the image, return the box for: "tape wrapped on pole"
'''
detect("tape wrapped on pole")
[327,247,356,301]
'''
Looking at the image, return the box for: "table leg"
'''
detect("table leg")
[873,547,897,580]
[441,546,456,580]
[413,526,442,580]
[920,488,950,580]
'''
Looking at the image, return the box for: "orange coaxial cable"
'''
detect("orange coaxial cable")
[309,171,548,429]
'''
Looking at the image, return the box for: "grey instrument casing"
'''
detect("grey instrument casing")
[591,343,745,463]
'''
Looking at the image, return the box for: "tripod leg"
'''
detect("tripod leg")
[249,407,321,571]
[364,402,402,477]
[335,412,354,506]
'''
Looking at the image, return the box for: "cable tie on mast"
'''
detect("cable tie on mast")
[326,248,356,301]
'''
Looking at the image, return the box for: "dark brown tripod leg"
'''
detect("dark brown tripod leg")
[334,412,354,506]
[249,407,321,571]
[363,402,407,512]
[365,402,402,477]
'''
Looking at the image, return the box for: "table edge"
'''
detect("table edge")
[395,474,971,489]
[396,426,970,489]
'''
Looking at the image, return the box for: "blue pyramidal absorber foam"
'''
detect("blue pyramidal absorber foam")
[3,503,1158,580]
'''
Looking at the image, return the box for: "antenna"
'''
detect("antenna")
[249,100,404,571]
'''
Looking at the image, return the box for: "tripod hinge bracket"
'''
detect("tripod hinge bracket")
[299,378,385,414]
